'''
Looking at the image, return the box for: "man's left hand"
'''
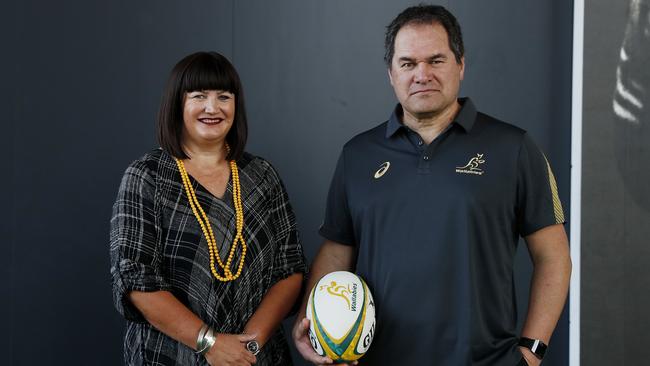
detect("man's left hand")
[519,346,541,366]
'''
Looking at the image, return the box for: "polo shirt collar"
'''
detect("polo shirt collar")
[385,97,477,138]
[454,97,477,132]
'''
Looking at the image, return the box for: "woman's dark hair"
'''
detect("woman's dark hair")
[384,4,464,67]
[157,51,248,161]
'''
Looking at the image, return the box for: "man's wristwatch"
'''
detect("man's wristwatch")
[518,337,547,360]
[246,340,261,355]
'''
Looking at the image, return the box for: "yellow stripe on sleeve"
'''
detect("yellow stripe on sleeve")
[544,156,565,223]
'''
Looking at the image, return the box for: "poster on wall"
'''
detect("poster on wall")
[583,0,649,364]
[613,0,650,211]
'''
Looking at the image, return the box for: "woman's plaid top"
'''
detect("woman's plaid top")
[110,149,306,365]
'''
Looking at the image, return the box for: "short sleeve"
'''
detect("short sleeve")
[268,167,307,285]
[109,161,171,322]
[319,151,356,246]
[516,133,566,236]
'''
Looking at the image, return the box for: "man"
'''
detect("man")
[293,5,571,366]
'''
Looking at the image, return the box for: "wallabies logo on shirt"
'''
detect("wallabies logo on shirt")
[456,154,485,175]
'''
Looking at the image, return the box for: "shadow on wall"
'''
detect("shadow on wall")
[613,0,650,212]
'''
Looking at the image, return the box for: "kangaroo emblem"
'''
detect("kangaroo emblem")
[456,154,486,175]
[320,281,352,310]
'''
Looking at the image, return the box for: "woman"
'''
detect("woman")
[110,51,306,365]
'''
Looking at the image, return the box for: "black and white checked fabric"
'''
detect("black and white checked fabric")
[110,148,306,365]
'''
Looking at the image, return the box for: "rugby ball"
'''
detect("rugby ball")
[306,271,376,362]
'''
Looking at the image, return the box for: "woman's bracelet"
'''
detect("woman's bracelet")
[195,324,217,355]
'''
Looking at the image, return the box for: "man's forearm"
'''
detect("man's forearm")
[521,224,572,343]
[519,224,572,364]
[521,256,572,343]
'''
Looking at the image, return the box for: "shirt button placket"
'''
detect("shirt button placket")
[418,151,432,174]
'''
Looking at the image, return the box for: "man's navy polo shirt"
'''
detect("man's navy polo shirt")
[319,98,565,365]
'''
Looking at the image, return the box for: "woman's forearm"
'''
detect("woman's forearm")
[129,290,204,350]
[243,273,304,346]
[131,273,304,350]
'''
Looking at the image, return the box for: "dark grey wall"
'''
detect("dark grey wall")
[8,1,233,365]
[2,0,17,362]
[4,1,572,364]
[583,0,650,364]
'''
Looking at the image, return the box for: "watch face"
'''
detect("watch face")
[246,340,260,355]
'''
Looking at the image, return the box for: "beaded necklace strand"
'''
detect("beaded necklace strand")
[175,151,247,282]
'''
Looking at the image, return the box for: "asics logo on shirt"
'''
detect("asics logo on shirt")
[374,162,391,179]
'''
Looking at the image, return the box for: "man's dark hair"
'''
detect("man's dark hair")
[384,4,464,67]
[157,51,248,161]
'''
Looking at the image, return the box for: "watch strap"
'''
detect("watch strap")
[518,337,547,359]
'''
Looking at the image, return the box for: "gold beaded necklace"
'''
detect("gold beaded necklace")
[174,148,247,282]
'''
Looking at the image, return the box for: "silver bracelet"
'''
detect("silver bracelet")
[195,325,217,355]
[195,324,209,353]
[201,328,217,355]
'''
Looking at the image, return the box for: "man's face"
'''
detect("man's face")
[388,22,465,121]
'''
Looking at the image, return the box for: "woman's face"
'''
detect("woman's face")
[182,89,235,148]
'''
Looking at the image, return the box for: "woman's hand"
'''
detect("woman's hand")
[204,333,257,366]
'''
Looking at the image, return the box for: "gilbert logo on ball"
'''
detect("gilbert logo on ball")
[306,271,376,362]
